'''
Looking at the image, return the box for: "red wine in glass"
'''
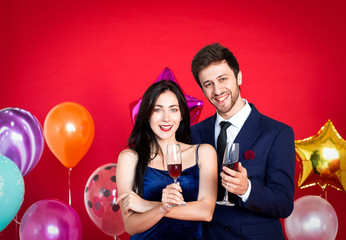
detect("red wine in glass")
[223,162,239,171]
[168,163,182,180]
[232,162,239,171]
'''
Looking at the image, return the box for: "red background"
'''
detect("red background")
[1,0,345,239]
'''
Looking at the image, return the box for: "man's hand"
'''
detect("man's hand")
[220,162,249,195]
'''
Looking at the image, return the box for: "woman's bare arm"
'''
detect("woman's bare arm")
[116,149,169,235]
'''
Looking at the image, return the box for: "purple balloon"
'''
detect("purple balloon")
[20,199,82,240]
[0,107,44,176]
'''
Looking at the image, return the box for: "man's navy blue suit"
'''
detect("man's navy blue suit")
[191,103,296,240]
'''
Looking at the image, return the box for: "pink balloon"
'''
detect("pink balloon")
[285,195,338,240]
[19,199,82,240]
[84,163,125,237]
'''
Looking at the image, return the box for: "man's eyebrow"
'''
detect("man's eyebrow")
[201,79,211,85]
[202,74,228,84]
[216,73,227,78]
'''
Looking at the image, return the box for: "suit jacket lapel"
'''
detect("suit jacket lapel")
[234,104,262,156]
[200,114,217,148]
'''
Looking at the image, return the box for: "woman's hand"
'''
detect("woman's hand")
[161,183,185,212]
[118,191,156,214]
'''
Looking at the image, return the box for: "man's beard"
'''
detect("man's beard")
[213,87,240,115]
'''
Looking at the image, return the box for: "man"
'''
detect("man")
[190,43,295,239]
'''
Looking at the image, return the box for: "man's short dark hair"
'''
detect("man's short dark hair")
[191,43,240,88]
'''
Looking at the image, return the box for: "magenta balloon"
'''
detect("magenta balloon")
[0,108,44,176]
[129,67,204,126]
[284,195,338,240]
[19,199,82,240]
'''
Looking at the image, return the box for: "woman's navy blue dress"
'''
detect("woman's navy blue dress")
[130,145,201,240]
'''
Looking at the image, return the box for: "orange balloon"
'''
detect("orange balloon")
[44,102,95,168]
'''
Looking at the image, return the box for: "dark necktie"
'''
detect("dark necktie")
[217,121,232,161]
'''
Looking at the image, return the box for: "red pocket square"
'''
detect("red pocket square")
[244,150,255,160]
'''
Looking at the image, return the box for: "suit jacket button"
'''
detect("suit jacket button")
[250,205,257,210]
[225,226,230,232]
[249,204,262,212]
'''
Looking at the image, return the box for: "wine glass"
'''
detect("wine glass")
[216,142,239,206]
[166,143,186,206]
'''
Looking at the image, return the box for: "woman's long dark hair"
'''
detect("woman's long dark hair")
[128,80,191,196]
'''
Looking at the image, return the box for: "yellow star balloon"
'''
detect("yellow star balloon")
[295,120,346,192]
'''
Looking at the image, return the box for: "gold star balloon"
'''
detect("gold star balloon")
[295,120,346,192]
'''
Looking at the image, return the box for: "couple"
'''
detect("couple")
[117,43,296,240]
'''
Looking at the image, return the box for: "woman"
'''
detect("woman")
[116,80,217,239]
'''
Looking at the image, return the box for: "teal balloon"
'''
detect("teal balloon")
[0,155,25,231]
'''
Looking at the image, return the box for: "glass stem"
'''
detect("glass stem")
[223,189,229,202]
